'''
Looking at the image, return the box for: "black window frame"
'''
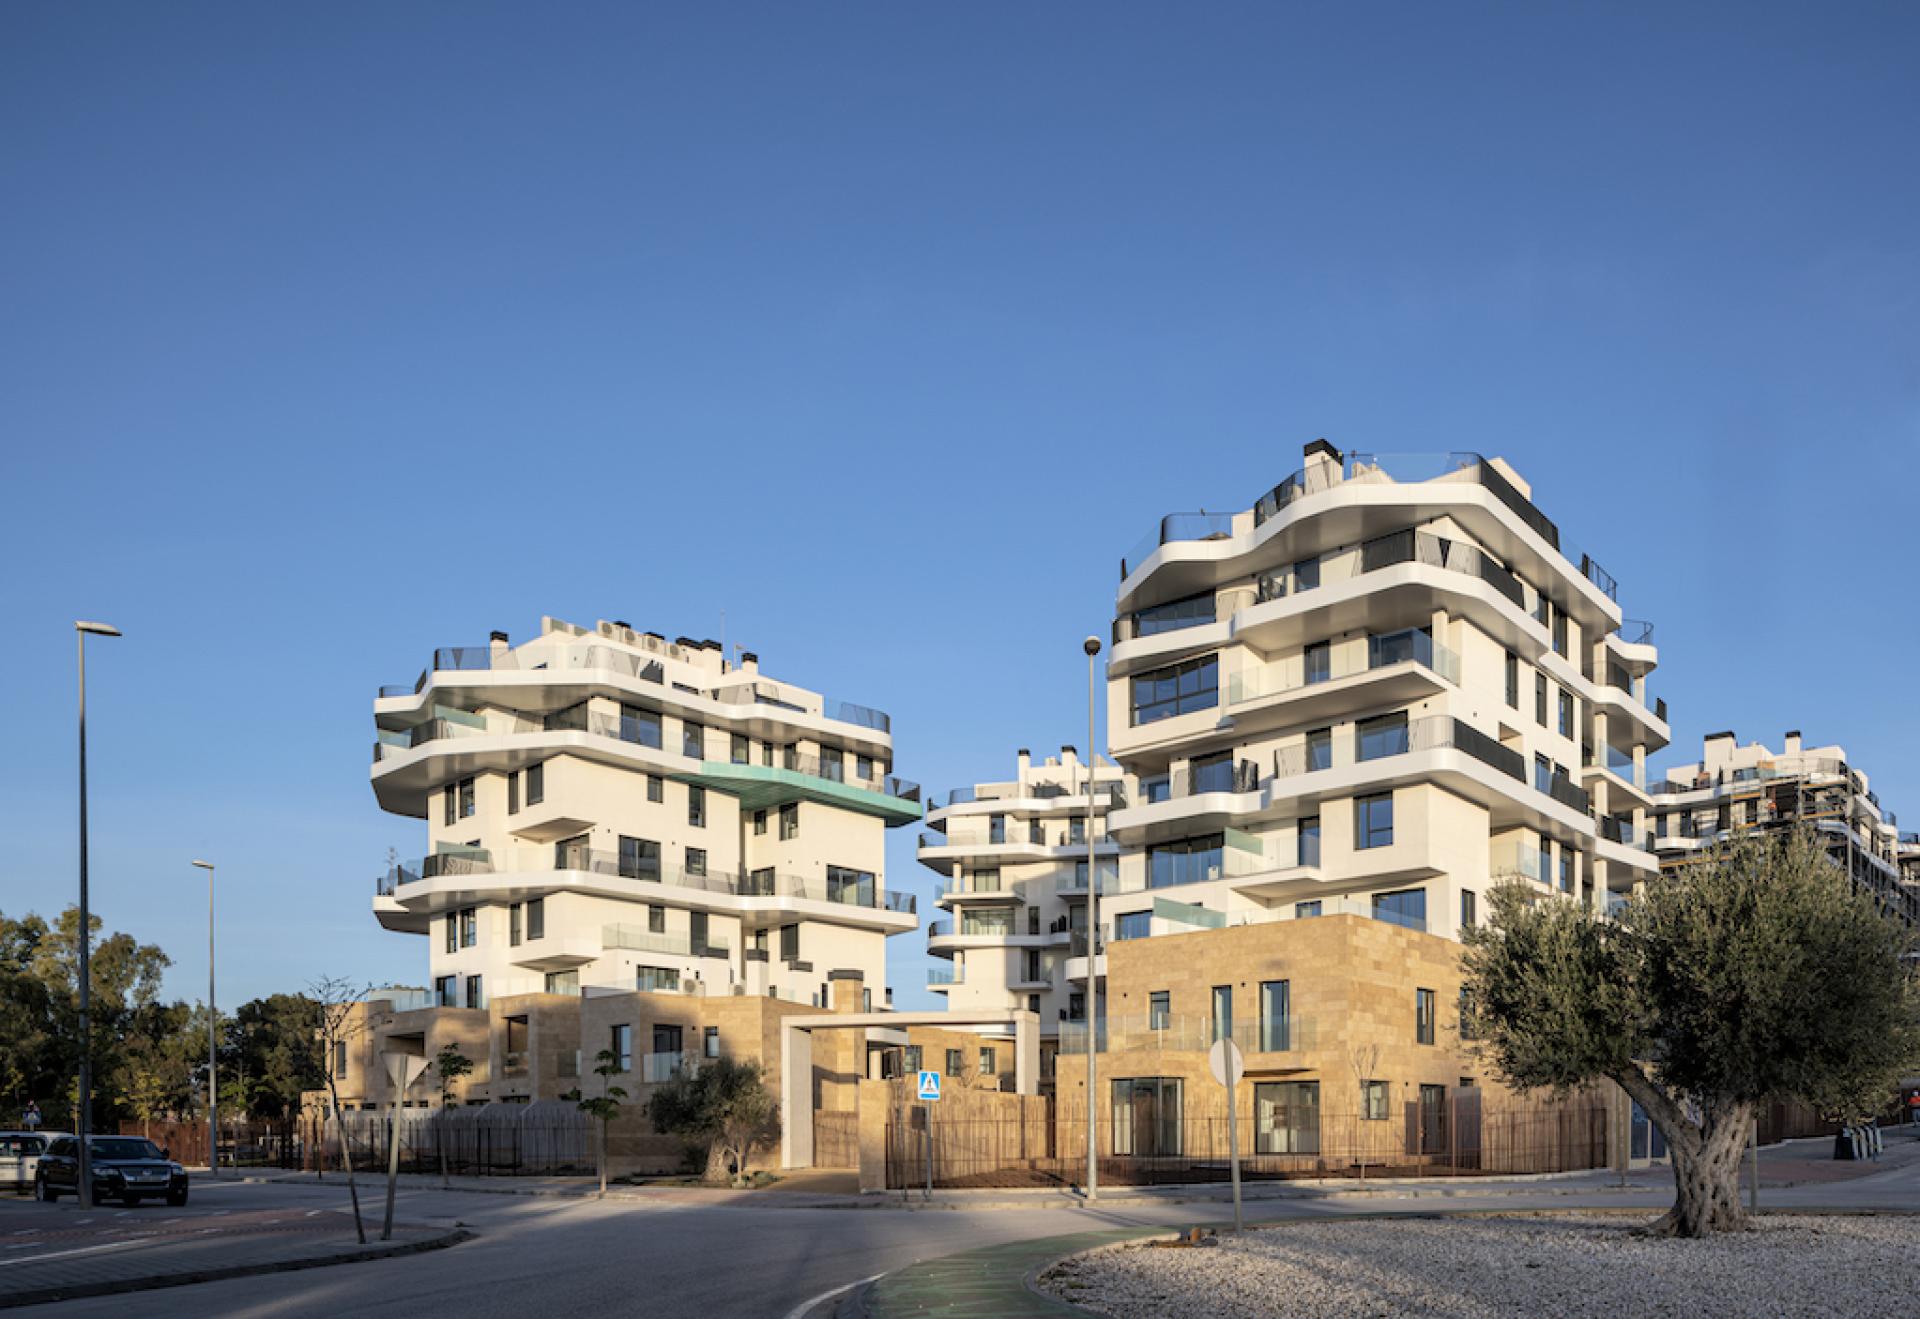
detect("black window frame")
[1356,792,1394,849]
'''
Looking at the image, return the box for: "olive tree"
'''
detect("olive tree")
[647,1056,780,1187]
[1462,827,1919,1237]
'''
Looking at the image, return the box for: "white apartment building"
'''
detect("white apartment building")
[920,749,1125,1026]
[370,617,921,1012]
[1093,443,1668,979]
[1649,730,1920,927]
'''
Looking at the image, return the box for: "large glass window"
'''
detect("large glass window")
[780,803,800,840]
[1558,688,1575,738]
[526,762,544,805]
[1368,626,1432,670]
[1418,1083,1448,1152]
[1254,1080,1319,1154]
[610,1024,633,1073]
[1211,985,1232,1043]
[1362,1079,1389,1121]
[688,785,706,828]
[682,721,705,759]
[1356,712,1410,762]
[1373,887,1427,931]
[544,969,577,994]
[1189,751,1234,794]
[466,974,482,1009]
[1148,990,1170,1030]
[1259,980,1290,1051]
[635,966,677,993]
[1356,793,1395,849]
[1146,834,1226,888]
[618,835,660,881]
[989,814,1007,844]
[1111,1078,1183,1156]
[1306,727,1332,772]
[1297,816,1321,867]
[459,907,477,948]
[1135,591,1216,637]
[1505,651,1519,708]
[435,976,456,1008]
[827,865,874,905]
[1294,556,1320,591]
[1460,889,1478,928]
[1304,641,1331,685]
[620,705,662,748]
[527,898,544,940]
[1416,988,1437,1045]
[458,777,475,819]
[780,924,799,961]
[731,733,750,764]
[1535,673,1548,726]
[1295,900,1321,918]
[1129,656,1219,726]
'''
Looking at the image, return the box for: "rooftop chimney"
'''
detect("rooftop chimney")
[489,630,510,656]
[739,650,759,675]
[1784,730,1802,756]
[1016,748,1031,777]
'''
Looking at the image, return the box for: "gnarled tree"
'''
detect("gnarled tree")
[1462,827,1919,1236]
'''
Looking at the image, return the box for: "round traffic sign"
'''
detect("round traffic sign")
[1208,1037,1244,1087]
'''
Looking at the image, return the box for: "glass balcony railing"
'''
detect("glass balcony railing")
[601,925,731,958]
[640,1051,688,1083]
[1227,632,1460,705]
[1056,1013,1318,1057]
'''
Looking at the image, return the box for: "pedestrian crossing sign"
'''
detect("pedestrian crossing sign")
[917,1070,941,1102]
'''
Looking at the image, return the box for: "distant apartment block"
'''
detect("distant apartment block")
[1649,730,1919,927]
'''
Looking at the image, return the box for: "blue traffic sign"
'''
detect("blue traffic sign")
[917,1070,941,1102]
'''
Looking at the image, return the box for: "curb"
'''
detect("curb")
[0,1227,474,1310]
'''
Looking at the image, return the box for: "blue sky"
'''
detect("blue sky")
[3,2,1916,1012]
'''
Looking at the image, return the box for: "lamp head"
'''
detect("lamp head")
[75,621,122,637]
[191,860,214,871]
[1082,636,1101,657]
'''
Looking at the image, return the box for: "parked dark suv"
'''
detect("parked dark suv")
[35,1136,188,1206]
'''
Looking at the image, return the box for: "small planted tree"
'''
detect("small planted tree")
[431,1044,474,1190]
[647,1056,780,1187]
[563,1048,627,1197]
[1462,828,1920,1237]
[310,978,371,1244]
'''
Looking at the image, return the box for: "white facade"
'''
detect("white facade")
[1649,730,1919,926]
[370,617,920,1011]
[919,748,1124,1027]
[1088,445,1665,1020]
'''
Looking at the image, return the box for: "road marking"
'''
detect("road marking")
[781,1271,885,1319]
[10,1230,37,1236]
[305,1210,324,1217]
[0,1240,142,1268]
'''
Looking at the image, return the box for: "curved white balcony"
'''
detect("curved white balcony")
[917,828,1118,877]
[923,785,1124,832]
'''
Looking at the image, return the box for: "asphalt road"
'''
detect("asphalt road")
[10,1154,1917,1319]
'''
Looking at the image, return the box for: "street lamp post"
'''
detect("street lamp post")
[1082,635,1102,1203]
[192,860,217,1178]
[75,620,121,1211]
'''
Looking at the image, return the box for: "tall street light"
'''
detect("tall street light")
[1082,634,1102,1203]
[191,860,218,1177]
[75,620,121,1210]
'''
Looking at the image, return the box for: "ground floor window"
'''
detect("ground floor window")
[1111,1077,1182,1156]
[1418,1083,1448,1153]
[1254,1080,1320,1154]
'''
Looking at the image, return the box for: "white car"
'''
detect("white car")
[1,1132,61,1193]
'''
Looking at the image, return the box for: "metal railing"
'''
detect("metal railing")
[600,925,731,958]
[1057,1014,1318,1056]
[1616,619,1655,646]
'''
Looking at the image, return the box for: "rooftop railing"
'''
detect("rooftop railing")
[1616,619,1656,646]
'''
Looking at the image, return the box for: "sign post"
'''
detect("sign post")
[379,1052,429,1241]
[917,1070,941,1203]
[1208,1038,1245,1233]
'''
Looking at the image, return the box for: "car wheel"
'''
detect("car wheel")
[34,1176,56,1202]
[166,1188,187,1207]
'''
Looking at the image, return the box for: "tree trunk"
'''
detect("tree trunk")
[323,1076,367,1245]
[703,1140,731,1185]
[1612,1070,1751,1238]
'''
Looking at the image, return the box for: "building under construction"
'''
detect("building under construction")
[1647,730,1919,928]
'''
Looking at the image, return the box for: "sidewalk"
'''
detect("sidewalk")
[0,1202,467,1309]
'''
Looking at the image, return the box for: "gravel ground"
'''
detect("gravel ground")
[1039,1214,1920,1318]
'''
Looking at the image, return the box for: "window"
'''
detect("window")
[619,835,661,881]
[1136,591,1217,637]
[1368,626,1431,669]
[1559,847,1574,893]
[820,747,845,782]
[458,777,475,818]
[704,1026,720,1059]
[508,771,520,815]
[647,774,663,804]
[1535,673,1548,726]
[510,903,523,946]
[1141,773,1171,803]
[979,1047,996,1077]
[620,704,662,748]
[1115,910,1152,941]
[780,803,800,840]
[333,1040,347,1078]
[1254,1080,1319,1154]
[1534,753,1553,794]
[1558,688,1575,738]
[688,785,706,827]
[827,865,873,905]
[1259,980,1290,1051]
[435,975,456,1008]
[1111,1078,1182,1156]
[731,733,750,764]
[527,898,545,941]
[968,867,1001,893]
[1295,900,1322,918]
[1537,839,1553,886]
[1553,609,1569,657]
[763,742,776,767]
[1304,641,1331,685]
[545,968,577,994]
[1294,556,1320,591]
[444,913,457,954]
[647,904,665,934]
[443,784,455,826]
[610,1024,632,1072]
[989,814,1007,844]
[1362,1079,1389,1121]
[1416,988,1437,1045]
[682,721,705,759]
[1418,1084,1448,1153]
[1148,991,1171,1030]
[1504,652,1519,708]
[1356,793,1394,849]
[753,808,768,836]
[1373,887,1426,931]
[1356,712,1409,762]
[459,907,477,948]
[1297,816,1321,867]
[856,754,874,781]
[1129,655,1219,726]
[779,924,799,962]
[1305,727,1332,772]
[1146,834,1225,888]
[1460,987,1478,1041]
[465,975,483,1009]
[1211,985,1233,1043]
[1068,991,1086,1021]
[635,966,677,993]
[1460,889,1478,928]
[904,1045,922,1074]
[527,762,544,805]
[945,1049,965,1078]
